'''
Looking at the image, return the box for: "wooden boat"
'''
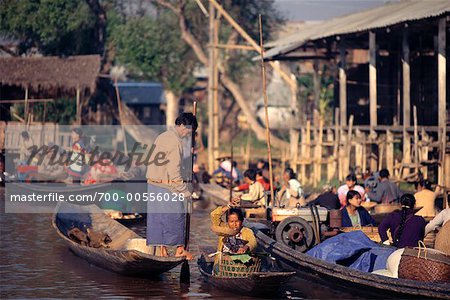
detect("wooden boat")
[252,226,450,299]
[199,183,234,207]
[197,252,295,297]
[52,202,185,276]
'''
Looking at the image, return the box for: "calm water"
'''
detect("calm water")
[0,187,362,299]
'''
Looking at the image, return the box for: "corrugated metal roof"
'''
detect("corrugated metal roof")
[115,82,166,105]
[263,0,450,60]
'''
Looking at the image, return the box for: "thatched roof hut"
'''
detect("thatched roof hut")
[0,55,101,96]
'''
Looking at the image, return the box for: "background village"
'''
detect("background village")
[0,0,449,299]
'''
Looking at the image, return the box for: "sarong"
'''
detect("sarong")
[146,184,186,246]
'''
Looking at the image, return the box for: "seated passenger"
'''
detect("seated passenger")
[378,194,427,248]
[210,204,257,268]
[238,169,265,207]
[342,190,376,227]
[338,173,365,208]
[414,179,436,217]
[234,169,270,192]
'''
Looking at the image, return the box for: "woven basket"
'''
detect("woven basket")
[398,241,450,283]
[218,253,261,278]
[340,225,386,243]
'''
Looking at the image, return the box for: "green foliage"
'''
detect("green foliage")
[107,11,196,94]
[12,98,76,124]
[0,0,97,55]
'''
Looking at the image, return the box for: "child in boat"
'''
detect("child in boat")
[378,193,427,248]
[210,202,257,270]
[238,169,266,207]
[341,190,376,227]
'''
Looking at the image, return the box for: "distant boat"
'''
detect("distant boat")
[52,202,185,276]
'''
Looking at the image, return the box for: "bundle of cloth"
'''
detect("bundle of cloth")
[306,231,396,273]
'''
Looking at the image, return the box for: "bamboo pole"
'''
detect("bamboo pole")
[210,43,254,50]
[326,129,334,181]
[0,98,54,104]
[413,106,419,176]
[333,108,339,180]
[114,79,128,156]
[420,128,429,179]
[76,88,81,125]
[386,130,394,176]
[369,31,377,128]
[314,118,323,187]
[438,18,446,187]
[24,88,29,124]
[339,42,347,126]
[258,14,275,203]
[402,30,411,126]
[345,115,354,176]
[213,16,220,171]
[207,1,215,174]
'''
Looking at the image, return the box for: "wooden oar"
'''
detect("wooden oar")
[180,101,197,284]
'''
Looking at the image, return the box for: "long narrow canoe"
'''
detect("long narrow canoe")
[253,226,450,299]
[52,202,185,276]
[197,253,295,297]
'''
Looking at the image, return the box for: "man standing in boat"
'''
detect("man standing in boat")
[146,113,197,260]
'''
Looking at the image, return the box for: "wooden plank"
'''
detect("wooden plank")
[355,129,364,173]
[314,118,324,187]
[420,128,429,179]
[369,31,377,128]
[326,129,335,182]
[402,130,411,178]
[333,108,339,180]
[300,127,307,185]
[402,30,410,126]
[290,129,300,174]
[413,106,419,176]
[339,42,347,126]
[313,60,320,117]
[345,115,354,177]
[386,130,394,176]
[305,121,311,185]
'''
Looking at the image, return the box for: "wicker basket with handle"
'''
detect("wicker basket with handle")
[398,241,450,283]
[218,253,261,278]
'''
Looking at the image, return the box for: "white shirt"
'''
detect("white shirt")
[287,179,304,199]
[425,208,450,235]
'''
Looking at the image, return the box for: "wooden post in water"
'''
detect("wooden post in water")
[114,79,128,156]
[258,14,275,203]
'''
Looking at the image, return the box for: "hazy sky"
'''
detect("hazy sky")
[274,0,396,21]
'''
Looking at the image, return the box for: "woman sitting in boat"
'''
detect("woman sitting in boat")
[238,169,266,207]
[342,190,376,227]
[378,193,427,248]
[210,203,257,269]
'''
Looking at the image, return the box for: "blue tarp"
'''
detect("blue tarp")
[306,231,396,272]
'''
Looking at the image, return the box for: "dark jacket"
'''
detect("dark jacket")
[378,209,427,248]
[367,179,401,203]
[342,206,376,227]
[311,192,340,210]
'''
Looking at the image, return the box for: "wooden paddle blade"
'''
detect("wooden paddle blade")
[180,260,190,284]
